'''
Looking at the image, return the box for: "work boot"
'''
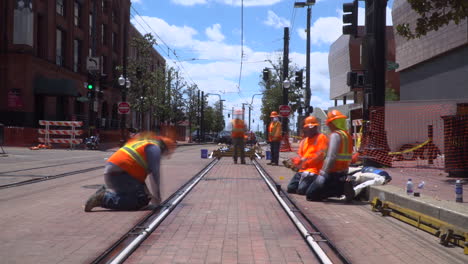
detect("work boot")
[241,160,246,164]
[343,181,355,203]
[267,162,273,165]
[234,159,238,164]
[84,185,107,212]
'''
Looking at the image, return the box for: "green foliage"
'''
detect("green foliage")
[259,56,303,127]
[385,80,400,101]
[396,0,468,40]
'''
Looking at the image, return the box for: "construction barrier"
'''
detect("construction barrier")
[358,103,467,175]
[38,120,83,149]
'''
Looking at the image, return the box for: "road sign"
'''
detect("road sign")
[386,61,399,70]
[118,102,130,115]
[86,57,100,71]
[279,105,291,117]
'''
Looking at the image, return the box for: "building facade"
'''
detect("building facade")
[328,26,399,121]
[0,0,131,129]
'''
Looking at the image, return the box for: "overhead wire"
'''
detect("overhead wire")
[130,6,198,88]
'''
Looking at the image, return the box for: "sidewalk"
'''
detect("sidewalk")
[127,158,317,264]
[258,153,467,263]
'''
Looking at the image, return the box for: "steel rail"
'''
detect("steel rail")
[92,158,218,264]
[252,159,333,264]
[0,166,103,189]
[253,160,351,264]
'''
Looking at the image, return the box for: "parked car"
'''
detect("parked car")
[215,130,232,144]
[191,131,216,142]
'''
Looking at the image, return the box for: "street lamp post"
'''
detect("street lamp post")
[294,0,315,115]
[118,74,131,143]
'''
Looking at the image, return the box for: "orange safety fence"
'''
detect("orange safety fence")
[356,103,468,177]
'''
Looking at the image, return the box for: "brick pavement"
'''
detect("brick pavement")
[0,145,212,264]
[258,152,468,264]
[126,158,318,264]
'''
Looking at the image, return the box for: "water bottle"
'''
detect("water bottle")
[417,181,425,189]
[406,179,414,195]
[455,180,463,203]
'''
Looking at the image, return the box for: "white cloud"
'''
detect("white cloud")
[297,16,342,45]
[171,0,281,7]
[132,16,198,48]
[171,0,207,6]
[357,7,393,25]
[264,10,291,29]
[205,24,225,42]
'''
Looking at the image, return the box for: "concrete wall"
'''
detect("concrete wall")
[400,45,468,101]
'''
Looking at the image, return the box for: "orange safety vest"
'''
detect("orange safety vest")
[329,130,353,173]
[268,121,282,142]
[295,133,329,174]
[107,139,163,183]
[231,119,245,138]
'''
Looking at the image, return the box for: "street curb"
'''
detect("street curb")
[369,185,468,230]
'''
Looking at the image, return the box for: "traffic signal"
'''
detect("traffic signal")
[295,70,303,88]
[342,0,358,36]
[86,78,95,98]
[262,68,270,83]
[87,82,94,90]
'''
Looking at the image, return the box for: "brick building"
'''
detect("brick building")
[0,0,132,129]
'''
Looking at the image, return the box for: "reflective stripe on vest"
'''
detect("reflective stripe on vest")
[335,130,352,161]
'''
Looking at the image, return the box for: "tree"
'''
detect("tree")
[259,56,302,128]
[396,0,468,40]
[385,80,400,101]
[184,84,199,141]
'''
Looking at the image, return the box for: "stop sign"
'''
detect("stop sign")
[118,102,130,114]
[279,105,291,117]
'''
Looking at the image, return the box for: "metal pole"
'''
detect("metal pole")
[248,106,251,131]
[201,91,205,142]
[282,27,289,134]
[305,6,311,115]
[197,90,200,142]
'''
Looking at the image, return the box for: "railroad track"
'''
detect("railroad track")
[92,158,350,264]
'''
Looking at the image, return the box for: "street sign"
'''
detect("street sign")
[118,102,130,115]
[279,105,291,117]
[386,61,399,71]
[86,57,100,71]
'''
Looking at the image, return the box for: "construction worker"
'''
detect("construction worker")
[84,132,176,211]
[306,110,355,202]
[231,110,246,164]
[287,116,328,195]
[268,111,282,166]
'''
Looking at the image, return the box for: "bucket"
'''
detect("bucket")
[266,151,271,160]
[201,149,208,159]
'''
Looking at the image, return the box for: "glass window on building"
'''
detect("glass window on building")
[56,0,65,16]
[74,1,81,27]
[73,39,82,72]
[56,28,65,66]
[89,13,93,36]
[101,24,107,45]
[112,32,118,52]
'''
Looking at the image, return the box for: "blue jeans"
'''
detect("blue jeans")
[306,172,347,201]
[287,172,318,195]
[270,141,280,164]
[102,172,150,210]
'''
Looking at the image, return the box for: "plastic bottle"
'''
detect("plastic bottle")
[455,180,463,203]
[406,179,414,195]
[417,181,425,189]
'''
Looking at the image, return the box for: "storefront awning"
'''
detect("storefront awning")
[34,77,80,97]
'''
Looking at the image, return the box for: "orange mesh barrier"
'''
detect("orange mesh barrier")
[356,104,468,177]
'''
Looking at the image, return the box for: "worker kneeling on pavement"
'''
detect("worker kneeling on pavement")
[84,132,176,212]
[306,110,355,202]
[287,116,328,195]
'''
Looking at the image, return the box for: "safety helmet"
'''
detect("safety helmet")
[303,116,319,128]
[270,111,279,118]
[133,132,176,156]
[326,110,347,125]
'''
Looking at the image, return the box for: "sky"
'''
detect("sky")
[130,0,394,131]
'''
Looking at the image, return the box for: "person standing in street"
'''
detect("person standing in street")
[268,111,282,166]
[287,116,329,195]
[306,110,355,202]
[231,110,246,164]
[84,132,176,211]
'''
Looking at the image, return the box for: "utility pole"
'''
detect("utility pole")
[201,91,205,142]
[197,90,200,142]
[282,27,289,135]
[305,6,311,116]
